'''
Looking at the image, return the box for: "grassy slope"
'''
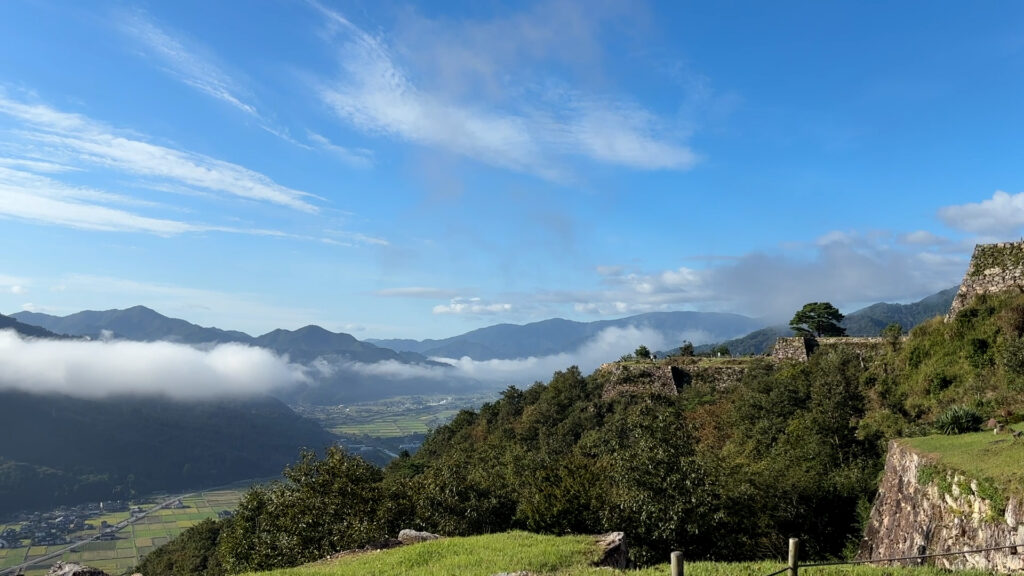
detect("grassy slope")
[904,424,1024,497]
[245,532,1000,576]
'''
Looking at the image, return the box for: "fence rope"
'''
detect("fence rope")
[761,542,1022,576]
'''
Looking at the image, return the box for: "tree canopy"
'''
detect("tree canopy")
[790,302,846,337]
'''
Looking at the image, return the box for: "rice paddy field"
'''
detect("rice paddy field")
[3,489,243,576]
[294,393,497,438]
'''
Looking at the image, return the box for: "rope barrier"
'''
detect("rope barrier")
[761,542,1022,576]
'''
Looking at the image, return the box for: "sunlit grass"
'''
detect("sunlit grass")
[247,532,1003,576]
[903,425,1024,496]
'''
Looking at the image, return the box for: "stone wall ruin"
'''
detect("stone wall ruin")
[948,241,1024,320]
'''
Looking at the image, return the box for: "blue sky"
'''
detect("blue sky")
[0,0,1020,339]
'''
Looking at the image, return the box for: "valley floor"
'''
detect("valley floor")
[0,487,246,576]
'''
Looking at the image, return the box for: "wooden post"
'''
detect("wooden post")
[670,551,683,576]
[788,538,800,576]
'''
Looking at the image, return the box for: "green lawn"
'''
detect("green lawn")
[244,532,598,576]
[244,532,1003,576]
[903,425,1024,497]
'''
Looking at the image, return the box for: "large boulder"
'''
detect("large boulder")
[398,529,442,545]
[595,532,631,569]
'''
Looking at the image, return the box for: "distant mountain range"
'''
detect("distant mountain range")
[12,305,435,365]
[690,287,959,356]
[6,288,960,402]
[369,311,765,360]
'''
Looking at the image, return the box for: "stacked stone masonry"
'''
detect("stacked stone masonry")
[598,360,755,400]
[948,241,1024,320]
[771,336,891,362]
[857,442,1024,572]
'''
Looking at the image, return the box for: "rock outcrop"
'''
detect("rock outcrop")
[857,441,1024,571]
[948,242,1024,320]
[594,531,631,569]
[47,563,109,576]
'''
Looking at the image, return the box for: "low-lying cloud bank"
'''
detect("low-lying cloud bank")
[343,326,670,387]
[0,326,672,401]
[0,329,307,399]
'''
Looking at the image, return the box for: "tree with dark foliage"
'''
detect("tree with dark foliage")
[790,302,846,337]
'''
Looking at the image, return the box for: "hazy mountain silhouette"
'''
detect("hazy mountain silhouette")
[369,311,765,360]
[688,287,958,356]
[0,312,63,339]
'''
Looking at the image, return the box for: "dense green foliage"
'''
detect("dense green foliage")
[135,518,229,576]
[862,291,1024,428]
[139,291,1024,576]
[147,355,882,572]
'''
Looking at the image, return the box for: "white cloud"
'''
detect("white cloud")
[0,167,202,235]
[0,157,78,173]
[0,274,29,294]
[307,131,374,168]
[433,297,512,315]
[816,230,854,245]
[0,329,306,399]
[117,10,258,117]
[436,325,667,382]
[552,233,966,321]
[343,325,667,386]
[9,286,25,295]
[902,230,948,245]
[320,231,389,247]
[310,3,696,178]
[0,166,294,236]
[375,287,460,299]
[0,93,318,213]
[938,191,1024,237]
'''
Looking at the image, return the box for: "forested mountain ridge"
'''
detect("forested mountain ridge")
[0,391,334,516]
[12,305,253,344]
[0,312,63,339]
